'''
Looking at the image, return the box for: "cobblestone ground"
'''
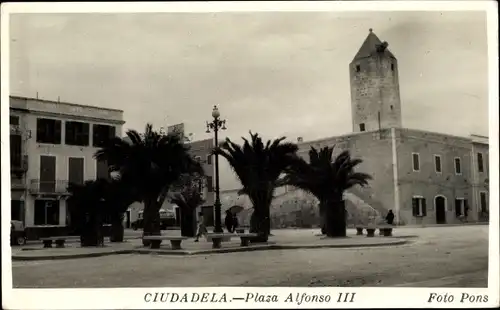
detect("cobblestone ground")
[12,226,489,288]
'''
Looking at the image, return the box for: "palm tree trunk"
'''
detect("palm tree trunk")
[324,199,347,238]
[249,207,269,243]
[81,213,104,247]
[142,197,162,246]
[110,214,124,242]
[180,208,196,237]
[319,203,326,234]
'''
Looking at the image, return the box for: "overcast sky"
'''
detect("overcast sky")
[10,11,489,190]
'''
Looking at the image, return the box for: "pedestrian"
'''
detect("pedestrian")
[386,210,395,225]
[224,210,234,233]
[194,212,208,242]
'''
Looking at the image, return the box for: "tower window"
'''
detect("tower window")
[355,65,360,72]
[390,105,394,110]
[359,123,365,132]
[412,153,420,172]
[454,157,462,175]
[391,63,395,71]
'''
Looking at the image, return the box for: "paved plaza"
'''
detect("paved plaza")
[12,225,489,288]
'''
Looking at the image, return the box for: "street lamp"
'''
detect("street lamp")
[206,105,227,233]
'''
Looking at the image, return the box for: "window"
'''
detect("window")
[412,153,420,171]
[34,200,60,225]
[359,123,366,132]
[412,197,427,217]
[355,65,361,72]
[65,121,90,146]
[10,134,22,168]
[36,118,62,144]
[454,157,462,175]
[434,155,442,173]
[206,154,212,165]
[10,115,19,125]
[480,192,488,213]
[11,200,23,221]
[391,63,395,71]
[206,176,213,192]
[92,124,116,147]
[454,198,467,217]
[477,152,484,172]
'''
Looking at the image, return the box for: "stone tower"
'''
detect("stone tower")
[350,29,402,133]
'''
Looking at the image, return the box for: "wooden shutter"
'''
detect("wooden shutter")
[81,123,90,146]
[109,126,116,139]
[36,119,45,142]
[54,120,62,144]
[455,199,462,216]
[422,199,427,216]
[412,198,418,216]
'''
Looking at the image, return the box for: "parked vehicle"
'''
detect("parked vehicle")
[131,209,176,230]
[11,220,26,246]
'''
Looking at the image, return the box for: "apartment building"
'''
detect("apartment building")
[9,96,124,238]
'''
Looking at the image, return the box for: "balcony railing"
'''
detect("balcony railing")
[29,179,70,195]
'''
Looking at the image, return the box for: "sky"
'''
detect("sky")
[9,11,490,190]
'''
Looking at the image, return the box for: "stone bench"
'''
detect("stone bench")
[206,234,233,249]
[359,226,394,237]
[237,233,259,246]
[142,236,188,250]
[40,236,78,248]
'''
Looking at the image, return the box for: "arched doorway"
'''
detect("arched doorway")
[435,196,446,224]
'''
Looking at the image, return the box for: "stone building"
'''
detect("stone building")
[284,29,489,225]
[9,96,124,238]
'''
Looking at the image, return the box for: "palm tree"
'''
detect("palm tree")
[170,177,205,237]
[214,132,298,242]
[281,146,372,237]
[94,124,203,245]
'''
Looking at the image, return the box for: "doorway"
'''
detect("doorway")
[435,196,446,224]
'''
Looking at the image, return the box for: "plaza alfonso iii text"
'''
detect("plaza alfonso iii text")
[144,292,352,304]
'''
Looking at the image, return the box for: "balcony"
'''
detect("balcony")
[11,155,28,174]
[29,179,70,196]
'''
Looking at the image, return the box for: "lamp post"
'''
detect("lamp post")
[206,105,227,233]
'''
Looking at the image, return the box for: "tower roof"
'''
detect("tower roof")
[352,28,396,62]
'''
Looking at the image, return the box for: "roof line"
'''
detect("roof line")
[10,95,124,113]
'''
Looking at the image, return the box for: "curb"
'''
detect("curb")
[12,250,134,261]
[12,239,409,260]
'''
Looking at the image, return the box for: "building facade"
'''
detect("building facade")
[282,29,490,226]
[9,96,124,237]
